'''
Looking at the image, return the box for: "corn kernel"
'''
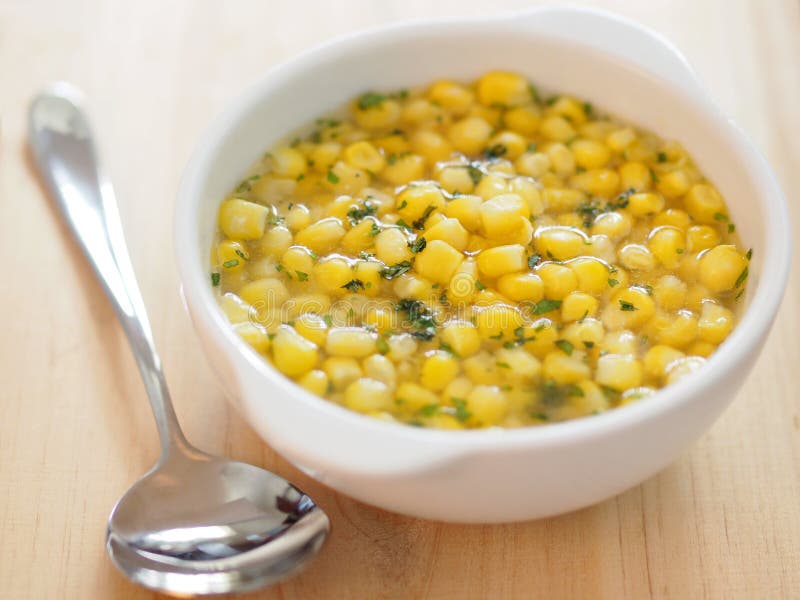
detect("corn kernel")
[698,302,734,344]
[684,183,726,224]
[325,327,376,358]
[476,71,531,107]
[653,275,687,311]
[344,378,392,412]
[298,370,329,396]
[479,193,529,237]
[656,310,698,348]
[643,345,685,379]
[343,140,386,173]
[440,320,481,356]
[537,263,578,300]
[561,292,599,322]
[294,218,346,254]
[466,385,508,425]
[448,116,493,155]
[542,351,591,384]
[496,272,544,303]
[382,153,425,185]
[475,304,524,340]
[618,161,651,191]
[218,198,269,240]
[535,226,587,261]
[698,245,748,293]
[415,239,464,284]
[603,286,655,329]
[476,244,527,278]
[272,325,319,377]
[596,354,643,391]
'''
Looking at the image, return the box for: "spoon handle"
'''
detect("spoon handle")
[28,83,187,455]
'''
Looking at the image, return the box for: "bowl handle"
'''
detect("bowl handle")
[512,6,708,97]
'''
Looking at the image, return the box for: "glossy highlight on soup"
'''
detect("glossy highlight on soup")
[210,71,751,429]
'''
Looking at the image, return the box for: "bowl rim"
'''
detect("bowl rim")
[174,7,792,451]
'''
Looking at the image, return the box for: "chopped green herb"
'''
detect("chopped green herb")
[412,205,437,229]
[376,336,390,355]
[475,281,487,291]
[489,332,504,340]
[346,200,377,224]
[583,102,594,116]
[357,92,386,110]
[607,188,635,211]
[211,272,221,286]
[275,263,284,272]
[396,298,437,340]
[397,199,408,210]
[735,265,748,288]
[380,260,413,279]
[322,315,333,327]
[234,248,248,261]
[657,151,667,163]
[419,404,439,417]
[528,82,541,104]
[439,341,459,356]
[466,164,483,185]
[409,237,427,254]
[746,248,753,260]
[533,412,550,421]
[484,143,508,159]
[452,398,471,422]
[566,385,584,397]
[326,170,340,184]
[676,248,685,254]
[728,223,736,234]
[222,259,239,269]
[395,219,413,232]
[528,254,542,269]
[619,300,637,311]
[583,340,595,349]
[527,142,537,153]
[341,279,365,292]
[235,175,261,193]
[295,271,309,282]
[496,361,511,369]
[608,278,619,287]
[713,212,729,222]
[555,339,574,356]
[368,223,381,236]
[532,299,562,314]
[735,288,745,301]
[650,167,660,183]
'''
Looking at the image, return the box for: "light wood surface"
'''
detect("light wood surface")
[1,1,799,598]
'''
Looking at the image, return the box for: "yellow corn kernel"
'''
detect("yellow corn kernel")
[665,356,706,385]
[270,147,307,178]
[684,283,712,312]
[653,275,687,311]
[308,142,342,172]
[462,351,502,384]
[520,319,558,358]
[217,239,248,273]
[595,354,643,391]
[420,351,459,391]
[496,272,544,303]
[219,293,253,324]
[218,198,269,240]
[507,176,542,214]
[294,313,328,346]
[340,219,378,254]
[257,226,292,258]
[487,130,528,159]
[440,320,481,356]
[325,195,358,221]
[561,292,599,322]
[283,203,310,231]
[393,273,434,301]
[285,294,331,319]
[687,341,716,358]
[428,80,474,114]
[476,71,531,107]
[377,149,423,184]
[539,116,576,142]
[698,302,734,344]
[474,173,509,199]
[436,165,476,194]
[312,257,352,294]
[698,245,748,293]
[535,226,587,261]
[515,151,551,178]
[442,377,473,402]
[344,378,392,412]
[657,168,691,197]
[568,257,609,294]
[542,351,591,384]
[619,243,656,272]
[448,116,493,155]
[647,227,686,268]
[560,317,605,349]
[627,192,664,217]
[475,304,524,340]
[374,131,409,155]
[542,188,586,213]
[373,227,411,265]
[476,244,527,278]
[323,160,369,195]
[280,246,314,277]
[343,140,386,173]
[447,259,478,304]
[294,218,346,254]
[603,286,656,329]
[410,239,462,285]
[423,217,469,251]
[272,325,319,377]
[592,210,632,239]
[233,322,270,353]
[479,194,530,238]
[250,177,296,206]
[238,277,290,311]
[601,330,638,355]
[656,310,698,348]
[571,139,611,169]
[353,97,401,129]
[687,225,721,253]
[325,327,376,358]
[606,127,636,152]
[684,183,726,224]
[505,105,541,135]
[362,306,397,333]
[643,345,685,379]
[499,348,543,382]
[537,263,578,300]
[571,169,620,198]
[653,208,691,230]
[353,260,382,297]
[396,381,439,411]
[363,354,397,387]
[443,193,481,231]
[618,161,651,191]
[466,385,508,425]
[297,369,329,396]
[396,183,445,221]
[410,129,454,165]
[323,356,363,390]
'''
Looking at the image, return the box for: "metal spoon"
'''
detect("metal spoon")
[28,83,330,596]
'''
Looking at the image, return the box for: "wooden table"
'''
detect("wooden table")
[2,1,798,597]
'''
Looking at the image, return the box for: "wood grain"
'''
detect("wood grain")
[1,0,798,598]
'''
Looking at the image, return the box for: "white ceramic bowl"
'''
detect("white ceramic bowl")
[175,7,791,523]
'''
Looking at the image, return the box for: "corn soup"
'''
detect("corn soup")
[210,71,750,429]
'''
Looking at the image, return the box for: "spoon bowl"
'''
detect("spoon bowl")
[28,82,330,596]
